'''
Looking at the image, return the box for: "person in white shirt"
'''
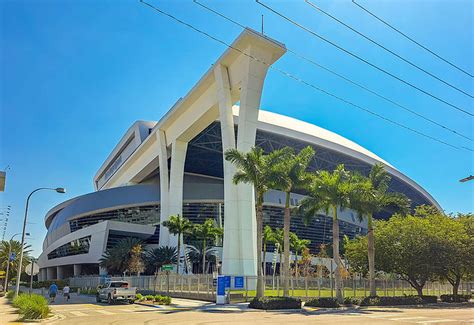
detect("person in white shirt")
[63,285,71,302]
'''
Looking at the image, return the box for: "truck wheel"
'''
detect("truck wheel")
[107,295,113,305]
[96,294,101,303]
[129,300,135,304]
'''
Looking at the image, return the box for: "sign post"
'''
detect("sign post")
[161,264,173,295]
[216,275,226,304]
[25,260,39,294]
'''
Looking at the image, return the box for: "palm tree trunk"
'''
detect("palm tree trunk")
[283,192,291,296]
[176,232,181,274]
[256,195,265,298]
[367,214,376,296]
[332,205,343,303]
[202,240,206,274]
[263,242,267,277]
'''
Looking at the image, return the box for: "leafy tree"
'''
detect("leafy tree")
[299,164,360,302]
[129,244,144,275]
[225,146,288,298]
[273,228,284,273]
[191,219,223,274]
[273,146,314,296]
[433,212,473,295]
[350,163,410,296]
[99,237,143,275]
[162,214,193,273]
[146,246,178,274]
[0,240,31,281]
[344,235,369,276]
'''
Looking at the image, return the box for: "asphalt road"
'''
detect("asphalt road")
[41,294,474,325]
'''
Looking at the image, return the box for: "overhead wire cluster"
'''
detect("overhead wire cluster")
[139,0,473,153]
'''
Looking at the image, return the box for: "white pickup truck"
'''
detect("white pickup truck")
[96,281,137,304]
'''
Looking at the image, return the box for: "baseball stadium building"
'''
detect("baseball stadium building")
[37,29,440,281]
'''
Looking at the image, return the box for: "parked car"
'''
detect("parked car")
[96,281,136,304]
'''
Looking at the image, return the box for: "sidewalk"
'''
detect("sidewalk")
[0,297,20,324]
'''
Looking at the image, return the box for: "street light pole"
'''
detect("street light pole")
[14,187,65,298]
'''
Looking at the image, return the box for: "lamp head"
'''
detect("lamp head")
[55,188,66,194]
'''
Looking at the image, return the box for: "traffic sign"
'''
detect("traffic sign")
[234,276,244,289]
[161,264,174,271]
[9,252,16,261]
[25,262,39,276]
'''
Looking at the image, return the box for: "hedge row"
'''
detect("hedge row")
[249,297,302,310]
[440,294,471,303]
[136,293,172,305]
[12,294,51,320]
[305,295,439,308]
[32,280,69,289]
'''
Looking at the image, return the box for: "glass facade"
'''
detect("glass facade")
[69,205,160,233]
[47,236,91,260]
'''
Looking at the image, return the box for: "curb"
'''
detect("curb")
[22,313,62,323]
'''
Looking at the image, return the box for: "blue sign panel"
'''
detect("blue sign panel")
[234,276,244,289]
[224,276,231,288]
[9,252,16,261]
[217,276,226,296]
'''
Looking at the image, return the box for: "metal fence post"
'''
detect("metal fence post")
[245,276,248,302]
[197,276,200,295]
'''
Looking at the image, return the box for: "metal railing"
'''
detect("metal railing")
[68,274,473,302]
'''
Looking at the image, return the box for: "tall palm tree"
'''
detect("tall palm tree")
[298,164,359,303]
[99,237,143,275]
[162,214,193,274]
[225,147,288,298]
[351,164,410,296]
[146,246,178,274]
[191,219,223,274]
[263,225,276,277]
[273,146,314,296]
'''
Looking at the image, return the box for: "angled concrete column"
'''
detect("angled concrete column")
[236,44,274,276]
[167,139,188,249]
[46,267,56,280]
[73,264,82,277]
[214,64,241,275]
[157,130,171,246]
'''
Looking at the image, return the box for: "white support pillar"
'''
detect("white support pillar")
[214,64,241,275]
[73,264,82,277]
[235,44,273,277]
[167,139,188,248]
[157,130,171,246]
[56,266,64,280]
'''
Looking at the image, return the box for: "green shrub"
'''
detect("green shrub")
[12,294,50,320]
[305,297,340,308]
[145,295,154,301]
[32,280,68,289]
[135,293,144,301]
[154,295,171,305]
[359,295,437,306]
[440,294,471,303]
[249,296,301,310]
[343,297,362,306]
[6,290,14,300]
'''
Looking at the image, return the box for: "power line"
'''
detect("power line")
[305,0,473,99]
[192,0,472,141]
[139,0,469,152]
[352,0,474,78]
[255,0,473,117]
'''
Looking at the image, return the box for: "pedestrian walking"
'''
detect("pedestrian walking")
[48,282,58,303]
[63,285,70,302]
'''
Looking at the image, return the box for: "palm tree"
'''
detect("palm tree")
[273,228,284,274]
[290,232,311,277]
[0,240,31,282]
[191,219,223,274]
[162,214,193,274]
[351,163,410,297]
[225,147,289,298]
[99,237,143,275]
[146,246,178,273]
[263,225,276,277]
[186,243,220,274]
[298,164,359,303]
[273,146,314,296]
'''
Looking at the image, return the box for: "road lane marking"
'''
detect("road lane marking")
[95,310,115,315]
[70,311,88,317]
[367,314,400,318]
[389,317,427,320]
[415,320,456,324]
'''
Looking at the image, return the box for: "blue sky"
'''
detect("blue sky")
[1,0,472,256]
